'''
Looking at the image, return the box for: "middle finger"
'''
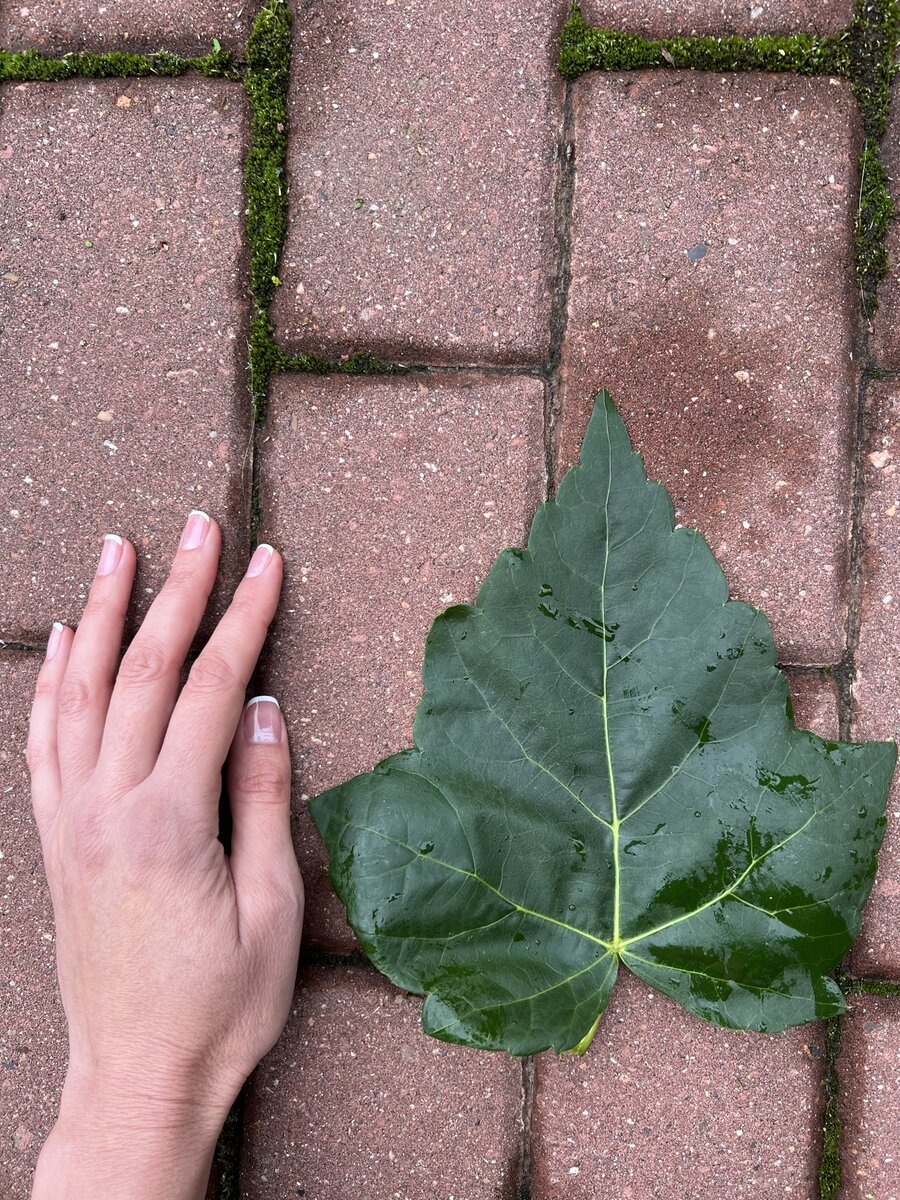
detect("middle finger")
[96,511,221,787]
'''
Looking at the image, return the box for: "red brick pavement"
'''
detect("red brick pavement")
[240,964,524,1199]
[839,994,900,1200]
[1,2,898,1198]
[255,372,545,950]
[577,0,853,36]
[271,0,566,365]
[0,79,252,644]
[0,655,65,1200]
[851,381,900,979]
[558,70,860,666]
[0,1,259,54]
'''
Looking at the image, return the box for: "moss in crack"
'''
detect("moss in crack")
[0,45,239,82]
[242,0,291,418]
[244,0,292,313]
[241,2,404,423]
[248,312,288,419]
[283,350,407,376]
[558,6,849,79]
[845,0,899,315]
[857,139,894,313]
[248,315,406,421]
[846,0,899,141]
[818,1013,844,1200]
[844,976,900,997]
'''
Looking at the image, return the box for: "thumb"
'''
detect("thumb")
[227,695,303,909]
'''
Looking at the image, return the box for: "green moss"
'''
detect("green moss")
[844,976,900,997]
[0,45,239,82]
[558,0,900,322]
[845,0,899,317]
[248,313,288,419]
[284,350,407,376]
[248,314,405,421]
[243,0,292,315]
[856,140,894,314]
[818,1014,844,1200]
[845,0,899,140]
[558,5,849,79]
[241,1,407,416]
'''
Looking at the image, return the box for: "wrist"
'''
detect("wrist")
[32,1071,233,1200]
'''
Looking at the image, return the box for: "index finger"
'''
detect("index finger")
[153,543,282,815]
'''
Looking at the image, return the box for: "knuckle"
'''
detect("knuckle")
[229,594,270,634]
[32,677,57,703]
[257,871,304,929]
[84,588,127,627]
[58,675,93,720]
[162,563,202,600]
[237,766,291,800]
[187,651,236,696]
[118,637,171,687]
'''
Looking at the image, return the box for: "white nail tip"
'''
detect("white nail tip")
[104,533,123,545]
[247,695,280,708]
[189,510,211,522]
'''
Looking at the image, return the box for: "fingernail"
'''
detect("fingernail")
[97,534,123,577]
[46,621,65,661]
[180,510,210,551]
[246,543,274,578]
[244,696,282,745]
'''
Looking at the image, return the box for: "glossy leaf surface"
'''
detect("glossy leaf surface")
[310,392,896,1055]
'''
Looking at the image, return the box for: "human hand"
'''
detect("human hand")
[27,513,303,1200]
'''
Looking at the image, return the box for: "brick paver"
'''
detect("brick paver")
[851,381,900,979]
[532,971,825,1198]
[255,372,545,949]
[530,673,837,1199]
[0,1,259,54]
[0,653,66,1200]
[872,83,900,367]
[2,0,898,1192]
[271,0,565,365]
[559,71,859,666]
[0,80,252,644]
[787,668,841,735]
[240,964,524,1200]
[576,0,852,36]
[838,994,900,1200]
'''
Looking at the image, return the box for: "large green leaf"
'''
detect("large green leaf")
[310,391,896,1055]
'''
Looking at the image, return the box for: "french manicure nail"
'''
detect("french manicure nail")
[46,621,65,661]
[243,696,282,745]
[97,534,123,576]
[246,543,274,578]
[180,510,210,551]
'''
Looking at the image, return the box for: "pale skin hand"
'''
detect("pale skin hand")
[27,512,304,1199]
